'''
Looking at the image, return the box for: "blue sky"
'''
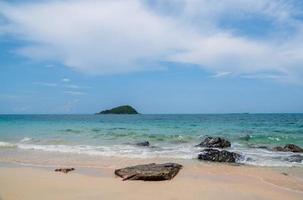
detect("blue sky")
[0,0,303,114]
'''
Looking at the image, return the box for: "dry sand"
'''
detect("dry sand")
[0,161,302,200]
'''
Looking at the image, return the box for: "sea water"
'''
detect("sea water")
[0,114,302,167]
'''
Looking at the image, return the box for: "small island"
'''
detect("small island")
[97,105,139,114]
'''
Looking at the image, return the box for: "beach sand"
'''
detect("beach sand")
[0,159,302,200]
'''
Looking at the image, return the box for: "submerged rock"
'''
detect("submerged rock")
[198,149,241,163]
[239,134,252,141]
[248,144,270,150]
[273,144,303,153]
[195,136,231,148]
[97,105,138,114]
[135,141,150,147]
[283,154,303,163]
[54,168,75,173]
[115,163,182,181]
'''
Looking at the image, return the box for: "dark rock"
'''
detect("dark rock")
[198,149,241,163]
[283,154,303,163]
[135,141,150,147]
[114,163,182,181]
[273,144,303,153]
[248,144,270,150]
[195,136,231,148]
[97,105,138,114]
[54,168,75,173]
[273,146,285,151]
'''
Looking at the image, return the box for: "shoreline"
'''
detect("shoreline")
[1,158,303,200]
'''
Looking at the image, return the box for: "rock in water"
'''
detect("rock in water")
[115,163,182,181]
[135,141,150,147]
[198,149,240,163]
[283,155,303,163]
[97,105,138,114]
[273,144,303,153]
[195,136,231,148]
[54,168,75,173]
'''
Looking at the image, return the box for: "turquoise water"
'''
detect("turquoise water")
[0,114,303,167]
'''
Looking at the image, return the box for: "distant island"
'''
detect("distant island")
[97,105,139,114]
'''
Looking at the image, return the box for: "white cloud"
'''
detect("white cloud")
[64,91,86,96]
[63,84,79,89]
[1,0,303,82]
[33,82,57,87]
[63,84,91,89]
[45,64,54,68]
[211,71,232,78]
[61,78,70,82]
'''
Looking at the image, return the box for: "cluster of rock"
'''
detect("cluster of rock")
[195,136,241,163]
[198,149,240,163]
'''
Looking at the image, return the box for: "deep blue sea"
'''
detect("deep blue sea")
[0,114,302,167]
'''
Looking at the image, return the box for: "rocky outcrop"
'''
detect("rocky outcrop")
[273,144,303,153]
[115,163,182,181]
[97,105,138,114]
[198,149,241,163]
[54,168,75,173]
[135,141,150,147]
[195,136,231,148]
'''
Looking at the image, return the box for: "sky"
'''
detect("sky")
[0,0,303,114]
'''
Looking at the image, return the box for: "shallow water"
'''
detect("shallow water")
[0,114,302,167]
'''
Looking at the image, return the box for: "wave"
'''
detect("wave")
[0,141,16,148]
[15,143,198,159]
[0,140,302,167]
[232,146,303,167]
[20,137,32,143]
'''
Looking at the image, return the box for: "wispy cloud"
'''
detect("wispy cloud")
[44,64,54,68]
[61,78,70,82]
[64,91,86,96]
[63,84,91,89]
[210,72,232,78]
[33,82,57,87]
[1,0,303,82]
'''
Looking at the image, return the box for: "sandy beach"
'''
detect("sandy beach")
[0,159,303,200]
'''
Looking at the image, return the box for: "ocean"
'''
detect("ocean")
[0,114,302,167]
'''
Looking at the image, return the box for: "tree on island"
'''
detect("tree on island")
[97,105,139,114]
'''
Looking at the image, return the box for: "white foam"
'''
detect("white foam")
[0,141,16,148]
[231,146,303,167]
[0,140,302,167]
[20,137,32,143]
[14,143,198,159]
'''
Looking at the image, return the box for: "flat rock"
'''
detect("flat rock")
[198,149,241,163]
[195,136,231,148]
[273,144,303,153]
[54,168,75,173]
[115,163,182,181]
